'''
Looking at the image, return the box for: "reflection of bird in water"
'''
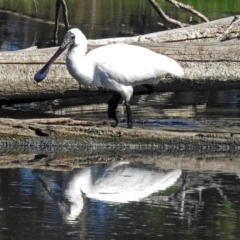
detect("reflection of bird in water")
[33,162,181,221]
[34,28,184,128]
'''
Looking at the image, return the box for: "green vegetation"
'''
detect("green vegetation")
[0,0,240,25]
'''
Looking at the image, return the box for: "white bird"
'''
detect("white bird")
[34,28,184,128]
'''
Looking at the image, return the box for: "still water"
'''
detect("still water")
[1,161,240,240]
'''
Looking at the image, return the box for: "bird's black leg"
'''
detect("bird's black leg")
[108,92,122,127]
[108,84,155,128]
[125,101,133,129]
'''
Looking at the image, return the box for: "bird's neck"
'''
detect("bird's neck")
[66,43,94,86]
[67,43,87,64]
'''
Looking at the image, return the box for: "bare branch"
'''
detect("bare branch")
[218,16,240,42]
[53,0,69,44]
[157,22,170,30]
[166,0,209,22]
[60,0,69,30]
[15,0,22,12]
[167,0,179,8]
[148,0,185,28]
[33,0,38,12]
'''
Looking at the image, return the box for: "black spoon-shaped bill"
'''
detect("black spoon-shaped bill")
[34,46,67,83]
[34,62,51,83]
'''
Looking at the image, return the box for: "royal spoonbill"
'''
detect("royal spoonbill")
[34,28,184,128]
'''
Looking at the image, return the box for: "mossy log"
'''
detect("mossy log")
[0,16,240,105]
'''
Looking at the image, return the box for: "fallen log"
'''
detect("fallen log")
[0,16,240,105]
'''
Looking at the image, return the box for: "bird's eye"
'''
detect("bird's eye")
[71,34,75,39]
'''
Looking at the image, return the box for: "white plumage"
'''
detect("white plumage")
[35,28,184,128]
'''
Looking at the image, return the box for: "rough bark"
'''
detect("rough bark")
[0,16,239,105]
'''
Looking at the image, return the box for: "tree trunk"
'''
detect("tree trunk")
[0,16,239,105]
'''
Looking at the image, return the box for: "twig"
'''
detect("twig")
[61,0,69,31]
[33,0,38,12]
[15,0,22,12]
[157,22,170,30]
[218,16,240,42]
[148,0,209,29]
[53,0,69,44]
[166,0,209,22]
[148,0,185,28]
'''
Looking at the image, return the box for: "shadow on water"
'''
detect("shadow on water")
[1,158,240,240]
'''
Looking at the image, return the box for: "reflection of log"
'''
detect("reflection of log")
[1,148,240,174]
[0,16,240,105]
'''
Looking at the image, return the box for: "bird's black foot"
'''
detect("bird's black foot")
[108,92,122,127]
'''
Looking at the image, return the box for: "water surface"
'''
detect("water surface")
[0,0,239,50]
[1,161,240,240]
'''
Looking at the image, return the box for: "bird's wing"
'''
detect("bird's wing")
[86,44,183,86]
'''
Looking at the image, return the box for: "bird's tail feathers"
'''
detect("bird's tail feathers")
[166,59,184,78]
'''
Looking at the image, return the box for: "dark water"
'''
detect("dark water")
[0,0,239,50]
[1,162,240,240]
[0,163,240,240]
